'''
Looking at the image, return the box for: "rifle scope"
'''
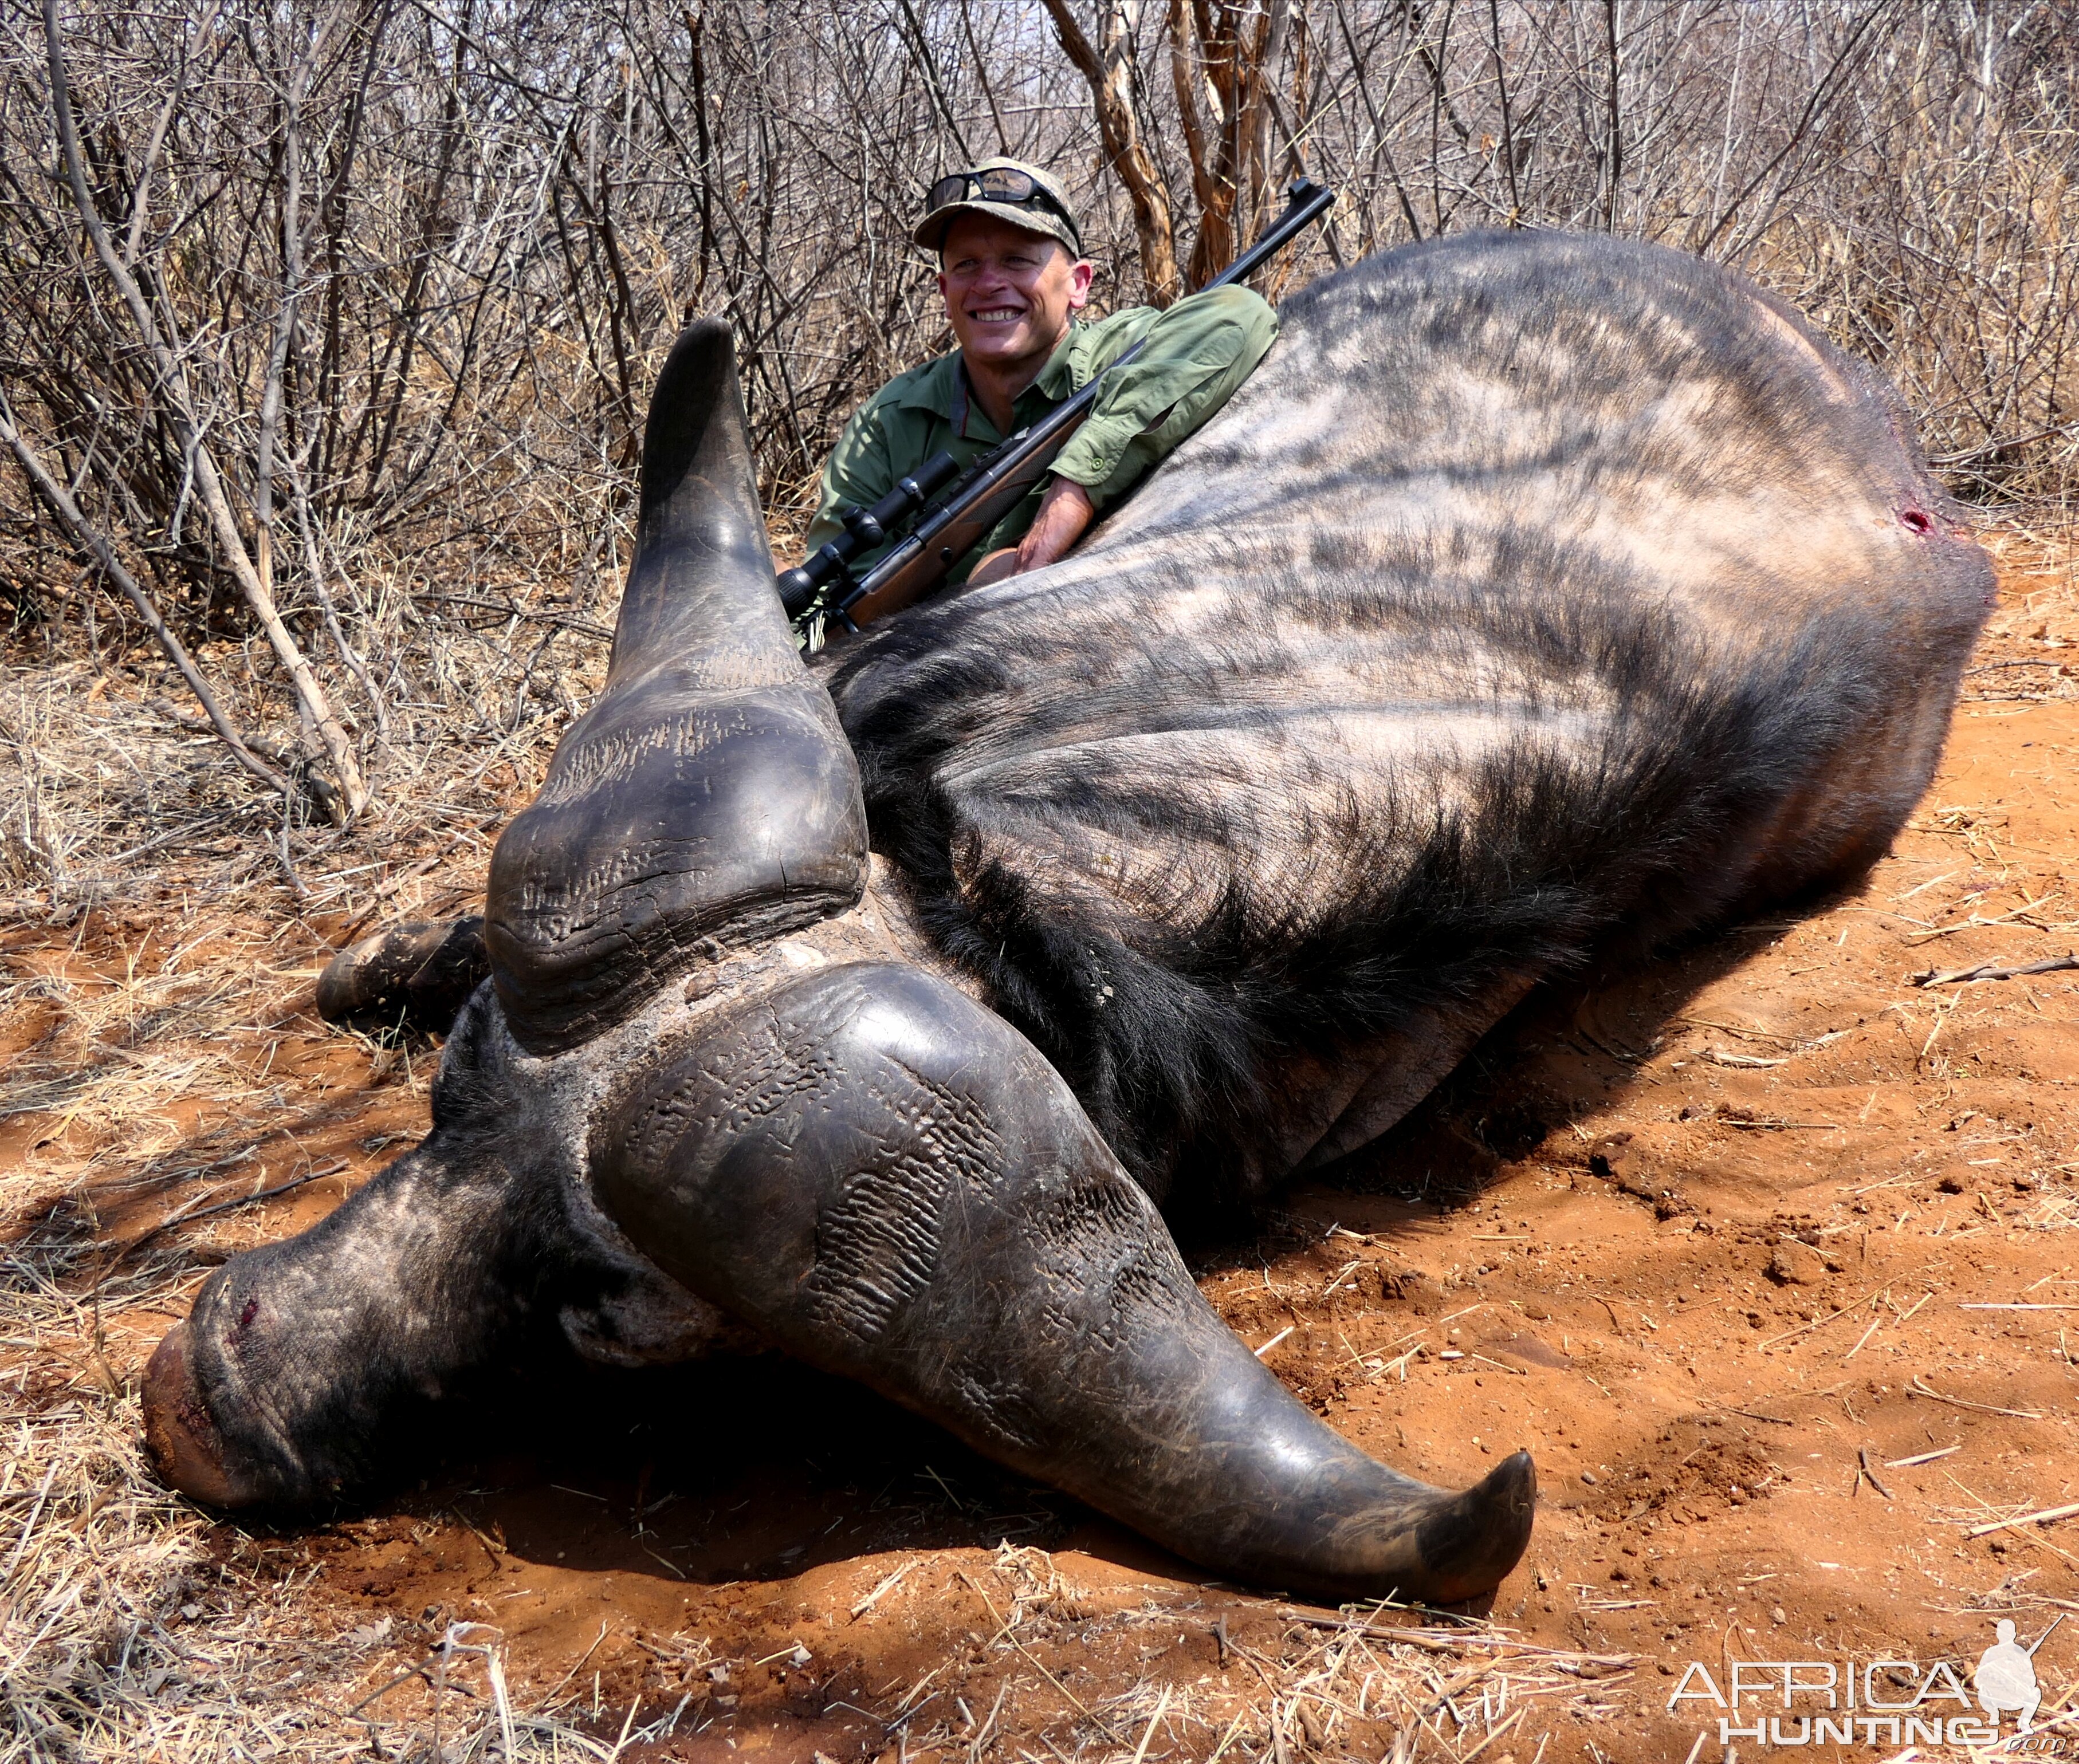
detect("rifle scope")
[776,450,961,619]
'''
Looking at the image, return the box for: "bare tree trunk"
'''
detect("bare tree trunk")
[1040,0,1182,302]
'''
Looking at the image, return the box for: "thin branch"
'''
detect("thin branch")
[41,0,368,819]
[0,392,290,798]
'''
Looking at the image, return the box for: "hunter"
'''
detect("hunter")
[804,158,1279,588]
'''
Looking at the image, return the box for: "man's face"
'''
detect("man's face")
[938,214,1093,380]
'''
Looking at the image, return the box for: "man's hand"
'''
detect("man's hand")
[968,477,1096,587]
[1015,476,1095,572]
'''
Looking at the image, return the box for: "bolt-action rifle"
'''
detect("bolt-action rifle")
[777,176,1335,638]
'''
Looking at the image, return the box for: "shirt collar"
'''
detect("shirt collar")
[1033,322,1083,399]
[894,349,962,418]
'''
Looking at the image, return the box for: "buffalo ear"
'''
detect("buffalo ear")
[485,321,867,1056]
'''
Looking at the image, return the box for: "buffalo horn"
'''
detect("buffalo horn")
[595,960,1536,1604]
[485,321,867,1054]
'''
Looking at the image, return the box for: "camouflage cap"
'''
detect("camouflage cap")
[913,158,1083,258]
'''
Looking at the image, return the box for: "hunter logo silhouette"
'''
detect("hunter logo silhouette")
[1976,1616,2062,1734]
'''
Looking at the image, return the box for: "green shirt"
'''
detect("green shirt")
[804,285,1279,584]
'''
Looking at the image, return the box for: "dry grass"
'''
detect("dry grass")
[0,1265,1634,1760]
[830,1544,1643,1763]
[3,0,2073,836]
[0,1317,679,1761]
[0,621,612,1755]
[5,0,2075,1727]
[7,519,2079,1761]
[0,1033,717,1751]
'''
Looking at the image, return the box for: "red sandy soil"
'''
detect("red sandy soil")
[9,540,2079,1761]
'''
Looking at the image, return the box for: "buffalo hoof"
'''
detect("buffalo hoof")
[141,1322,249,1507]
[316,916,490,1035]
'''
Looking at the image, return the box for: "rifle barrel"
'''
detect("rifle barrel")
[1200,176,1335,294]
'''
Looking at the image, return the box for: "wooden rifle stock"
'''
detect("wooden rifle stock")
[791,176,1335,635]
[840,407,1085,624]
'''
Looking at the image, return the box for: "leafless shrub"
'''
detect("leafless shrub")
[0,0,1105,820]
[1046,0,2076,487]
[0,0,2071,833]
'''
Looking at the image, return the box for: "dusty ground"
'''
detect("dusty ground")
[6,529,2079,1762]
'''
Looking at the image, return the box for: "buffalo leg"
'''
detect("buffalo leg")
[314,916,491,1035]
[595,961,1536,1604]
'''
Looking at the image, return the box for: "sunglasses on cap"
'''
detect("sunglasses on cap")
[925,167,1080,246]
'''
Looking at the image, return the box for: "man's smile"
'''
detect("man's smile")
[969,306,1026,323]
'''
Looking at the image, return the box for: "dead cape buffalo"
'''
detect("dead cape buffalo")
[142,230,1992,1604]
